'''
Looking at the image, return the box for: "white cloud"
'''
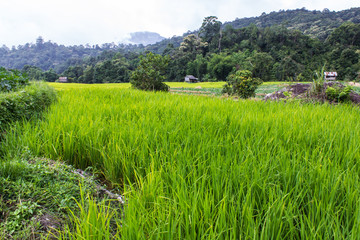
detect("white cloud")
[0,0,359,46]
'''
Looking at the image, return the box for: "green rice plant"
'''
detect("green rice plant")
[166,81,226,88]
[2,84,360,239]
[55,185,121,240]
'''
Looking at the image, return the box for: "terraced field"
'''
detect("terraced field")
[2,82,360,239]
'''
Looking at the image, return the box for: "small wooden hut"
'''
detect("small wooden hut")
[185,75,198,83]
[324,72,337,81]
[58,77,68,83]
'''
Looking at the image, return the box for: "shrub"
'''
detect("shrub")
[0,82,56,129]
[310,68,325,95]
[222,70,262,99]
[325,87,337,100]
[0,67,29,92]
[325,85,352,102]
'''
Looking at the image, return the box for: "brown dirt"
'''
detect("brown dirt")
[36,213,63,238]
[350,92,360,104]
[288,83,311,96]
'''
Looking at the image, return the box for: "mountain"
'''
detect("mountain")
[127,32,166,46]
[0,7,359,73]
[223,7,360,40]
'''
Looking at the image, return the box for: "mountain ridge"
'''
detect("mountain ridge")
[0,7,359,72]
[125,31,166,46]
[223,7,360,40]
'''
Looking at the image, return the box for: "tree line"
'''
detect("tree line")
[2,17,360,83]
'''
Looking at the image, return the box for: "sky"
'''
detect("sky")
[0,0,359,47]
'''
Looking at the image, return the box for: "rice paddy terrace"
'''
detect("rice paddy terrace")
[2,82,360,239]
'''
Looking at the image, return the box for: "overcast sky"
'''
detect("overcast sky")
[0,0,359,47]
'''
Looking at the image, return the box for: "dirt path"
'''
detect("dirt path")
[348,82,360,87]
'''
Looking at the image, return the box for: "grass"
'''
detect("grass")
[0,153,108,239]
[2,83,360,238]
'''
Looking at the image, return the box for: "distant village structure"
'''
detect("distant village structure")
[324,72,337,81]
[58,77,68,83]
[185,75,199,83]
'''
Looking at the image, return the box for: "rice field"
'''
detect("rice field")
[2,83,360,239]
[48,81,291,98]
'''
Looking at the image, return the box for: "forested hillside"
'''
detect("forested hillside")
[224,7,360,40]
[0,8,359,83]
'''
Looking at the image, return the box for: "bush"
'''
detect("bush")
[222,70,262,99]
[0,82,56,129]
[0,67,29,92]
[325,85,352,103]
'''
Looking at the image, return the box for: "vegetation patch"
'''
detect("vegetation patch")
[0,67,28,93]
[0,149,122,239]
[130,52,169,91]
[264,81,360,104]
[0,82,56,130]
[222,70,263,98]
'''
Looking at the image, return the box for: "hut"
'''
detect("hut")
[185,75,199,83]
[324,72,337,81]
[58,77,68,83]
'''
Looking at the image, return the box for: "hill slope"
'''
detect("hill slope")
[0,7,359,72]
[224,7,360,40]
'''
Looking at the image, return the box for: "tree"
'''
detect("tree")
[63,65,83,82]
[249,52,275,82]
[36,36,44,49]
[207,53,236,81]
[130,52,170,91]
[179,34,208,56]
[222,70,262,99]
[199,16,222,52]
[327,22,360,47]
[21,65,44,81]
[186,54,208,80]
[43,69,58,82]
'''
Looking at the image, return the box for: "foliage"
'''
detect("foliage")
[179,34,208,55]
[0,153,101,239]
[43,69,59,82]
[186,54,208,80]
[224,7,360,40]
[326,22,360,47]
[249,52,275,82]
[311,67,326,95]
[21,65,44,81]
[325,85,352,102]
[222,70,263,98]
[130,52,170,91]
[0,82,56,129]
[207,53,236,81]
[199,16,222,53]
[0,67,29,92]
[326,22,360,80]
